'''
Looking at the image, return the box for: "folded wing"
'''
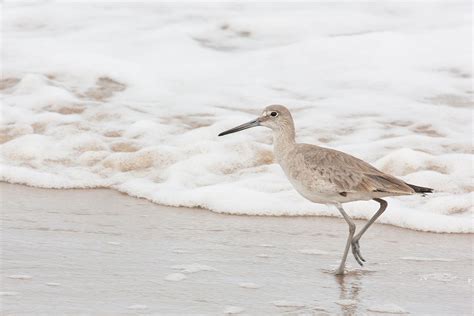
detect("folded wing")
[300,144,415,196]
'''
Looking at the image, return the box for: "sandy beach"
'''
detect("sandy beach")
[1,183,472,315]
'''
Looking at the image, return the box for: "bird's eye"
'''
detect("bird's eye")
[270,111,278,117]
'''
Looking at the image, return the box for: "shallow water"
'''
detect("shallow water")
[1,184,473,315]
[1,2,472,232]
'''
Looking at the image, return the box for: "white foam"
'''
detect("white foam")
[298,249,329,255]
[172,249,190,254]
[400,256,454,262]
[171,263,216,273]
[273,300,306,307]
[367,303,408,314]
[1,3,472,233]
[420,273,458,282]
[45,282,61,287]
[238,282,261,289]
[164,273,187,281]
[8,274,32,280]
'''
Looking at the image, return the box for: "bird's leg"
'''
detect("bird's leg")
[351,198,388,263]
[335,204,356,275]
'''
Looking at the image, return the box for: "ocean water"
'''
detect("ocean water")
[1,2,472,233]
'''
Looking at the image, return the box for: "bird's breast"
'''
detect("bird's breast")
[277,152,340,204]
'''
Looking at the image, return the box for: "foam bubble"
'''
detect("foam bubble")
[298,249,329,255]
[367,303,408,314]
[164,273,187,281]
[400,257,454,262]
[273,300,306,307]
[238,282,261,289]
[420,273,458,282]
[171,263,216,273]
[45,282,61,287]
[8,274,32,280]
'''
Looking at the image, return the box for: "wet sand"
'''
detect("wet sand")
[1,183,472,315]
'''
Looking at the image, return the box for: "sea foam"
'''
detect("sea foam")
[1,3,472,233]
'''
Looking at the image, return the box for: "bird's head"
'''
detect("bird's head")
[218,104,294,136]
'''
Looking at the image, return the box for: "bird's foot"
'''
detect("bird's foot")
[335,267,345,275]
[351,239,366,266]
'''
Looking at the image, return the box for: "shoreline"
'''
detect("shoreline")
[1,181,470,235]
[1,183,473,315]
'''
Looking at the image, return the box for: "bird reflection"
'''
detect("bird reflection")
[335,273,363,315]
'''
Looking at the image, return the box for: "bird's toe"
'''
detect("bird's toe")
[351,240,366,265]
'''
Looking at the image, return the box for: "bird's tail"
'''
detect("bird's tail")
[406,183,434,194]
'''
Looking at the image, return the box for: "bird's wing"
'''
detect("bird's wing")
[299,144,414,195]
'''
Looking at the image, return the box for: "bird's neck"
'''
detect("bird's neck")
[272,126,296,163]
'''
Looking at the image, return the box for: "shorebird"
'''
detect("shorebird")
[218,105,432,275]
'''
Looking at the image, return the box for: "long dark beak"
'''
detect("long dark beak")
[218,118,260,136]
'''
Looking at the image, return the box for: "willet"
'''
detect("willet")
[218,105,433,275]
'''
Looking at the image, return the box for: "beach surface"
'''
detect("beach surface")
[1,183,472,315]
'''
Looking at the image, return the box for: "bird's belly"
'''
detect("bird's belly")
[287,177,340,204]
[289,177,376,204]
